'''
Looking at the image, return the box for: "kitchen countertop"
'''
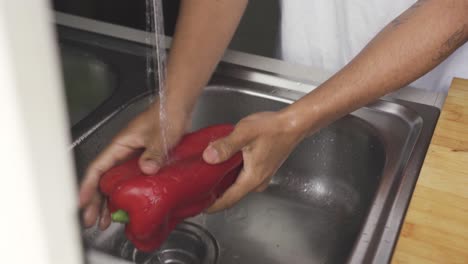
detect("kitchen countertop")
[392,78,468,263]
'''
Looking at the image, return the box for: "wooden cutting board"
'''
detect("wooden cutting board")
[392,78,468,263]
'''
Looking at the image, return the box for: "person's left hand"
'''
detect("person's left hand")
[202,110,307,213]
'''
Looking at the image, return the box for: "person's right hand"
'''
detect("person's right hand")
[78,102,190,230]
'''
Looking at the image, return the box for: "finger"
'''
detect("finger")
[205,169,257,213]
[79,143,137,208]
[98,201,111,230]
[203,128,250,164]
[255,180,270,192]
[83,193,102,227]
[138,138,166,175]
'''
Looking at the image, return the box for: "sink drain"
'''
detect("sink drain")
[157,248,199,264]
[120,222,218,264]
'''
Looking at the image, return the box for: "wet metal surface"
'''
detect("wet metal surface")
[61,27,439,264]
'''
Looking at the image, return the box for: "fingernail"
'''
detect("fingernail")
[99,213,110,230]
[78,189,90,208]
[203,146,219,163]
[78,196,85,207]
[83,208,95,227]
[142,160,159,174]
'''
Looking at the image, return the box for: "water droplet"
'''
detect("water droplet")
[225,207,248,223]
[132,248,137,262]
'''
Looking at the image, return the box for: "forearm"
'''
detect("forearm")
[164,0,248,116]
[284,0,468,136]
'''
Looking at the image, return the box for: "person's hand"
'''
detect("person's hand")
[79,102,190,229]
[202,111,307,213]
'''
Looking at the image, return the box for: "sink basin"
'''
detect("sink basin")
[62,26,439,264]
[60,44,117,125]
[77,85,385,264]
[73,83,438,264]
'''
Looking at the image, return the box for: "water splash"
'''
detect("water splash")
[145,0,169,158]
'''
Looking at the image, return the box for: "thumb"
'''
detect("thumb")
[139,140,166,175]
[203,130,248,164]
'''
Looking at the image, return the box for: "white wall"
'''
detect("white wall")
[0,0,83,263]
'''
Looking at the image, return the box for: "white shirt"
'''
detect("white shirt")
[279,0,468,92]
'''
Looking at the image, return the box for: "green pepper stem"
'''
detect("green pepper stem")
[111,209,129,223]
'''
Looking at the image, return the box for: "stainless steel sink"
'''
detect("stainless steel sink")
[61,26,439,264]
[60,44,117,126]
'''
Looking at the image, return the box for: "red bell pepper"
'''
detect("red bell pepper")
[99,124,242,252]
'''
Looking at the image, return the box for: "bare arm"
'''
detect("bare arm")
[283,0,468,135]
[164,0,248,115]
[136,0,249,168]
[203,0,468,212]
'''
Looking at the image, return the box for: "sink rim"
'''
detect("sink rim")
[73,83,438,264]
[61,26,440,264]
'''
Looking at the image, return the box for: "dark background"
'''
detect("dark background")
[53,0,280,58]
[53,0,181,35]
